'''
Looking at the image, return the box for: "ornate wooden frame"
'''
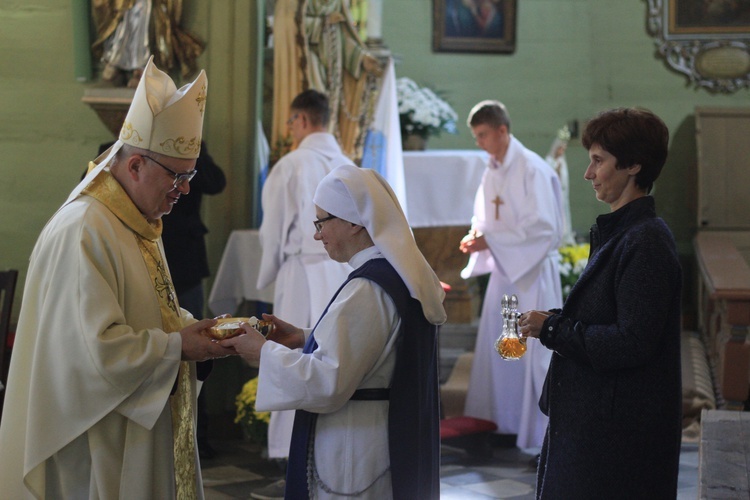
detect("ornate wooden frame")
[647,0,750,93]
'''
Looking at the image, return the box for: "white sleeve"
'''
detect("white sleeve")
[480,162,563,284]
[257,160,295,289]
[255,278,400,413]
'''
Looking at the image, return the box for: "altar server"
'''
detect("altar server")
[224,165,447,500]
[0,57,234,499]
[460,100,564,450]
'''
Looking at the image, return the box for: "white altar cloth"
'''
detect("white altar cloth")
[207,229,275,316]
[403,150,486,228]
[208,151,486,314]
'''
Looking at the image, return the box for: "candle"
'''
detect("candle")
[367,0,383,41]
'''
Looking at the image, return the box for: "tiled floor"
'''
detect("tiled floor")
[201,438,700,499]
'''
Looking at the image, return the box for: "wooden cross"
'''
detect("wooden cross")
[492,195,503,220]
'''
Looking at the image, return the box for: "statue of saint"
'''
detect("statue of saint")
[545,126,576,245]
[91,0,204,87]
[271,0,384,163]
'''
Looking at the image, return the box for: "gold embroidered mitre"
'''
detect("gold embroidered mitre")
[120,55,207,159]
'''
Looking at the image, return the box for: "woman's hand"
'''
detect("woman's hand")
[218,313,305,364]
[261,313,305,349]
[518,310,554,339]
[219,325,265,365]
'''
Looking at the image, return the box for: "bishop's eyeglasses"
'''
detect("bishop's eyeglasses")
[313,215,337,233]
[142,155,197,189]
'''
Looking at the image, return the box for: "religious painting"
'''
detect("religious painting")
[668,0,750,35]
[647,0,750,92]
[432,0,517,54]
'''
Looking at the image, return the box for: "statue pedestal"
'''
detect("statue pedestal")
[81,87,135,138]
[413,226,476,323]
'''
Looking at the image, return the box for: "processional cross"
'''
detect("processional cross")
[492,195,503,220]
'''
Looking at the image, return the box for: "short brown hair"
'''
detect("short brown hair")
[467,100,511,131]
[582,107,668,194]
[291,89,331,128]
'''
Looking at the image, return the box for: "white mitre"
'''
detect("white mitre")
[68,56,207,203]
[119,56,207,159]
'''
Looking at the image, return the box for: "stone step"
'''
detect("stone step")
[438,322,478,383]
[699,409,750,499]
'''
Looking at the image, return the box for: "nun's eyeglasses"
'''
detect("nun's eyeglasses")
[313,215,337,233]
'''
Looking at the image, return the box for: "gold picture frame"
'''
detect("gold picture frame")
[668,0,750,36]
[433,0,517,54]
[647,0,750,92]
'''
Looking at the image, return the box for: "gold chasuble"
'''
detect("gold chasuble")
[83,170,197,499]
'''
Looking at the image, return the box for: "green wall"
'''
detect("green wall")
[384,0,749,249]
[2,0,750,324]
[383,0,749,316]
[0,0,263,324]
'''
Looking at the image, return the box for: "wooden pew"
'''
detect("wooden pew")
[694,232,750,410]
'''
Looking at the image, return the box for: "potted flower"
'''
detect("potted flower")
[559,243,590,300]
[235,377,270,445]
[396,77,458,150]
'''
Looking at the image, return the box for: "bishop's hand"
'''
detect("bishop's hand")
[180,319,237,361]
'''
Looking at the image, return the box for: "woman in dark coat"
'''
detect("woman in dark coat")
[520,108,682,499]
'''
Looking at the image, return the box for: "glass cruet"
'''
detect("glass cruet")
[494,294,526,360]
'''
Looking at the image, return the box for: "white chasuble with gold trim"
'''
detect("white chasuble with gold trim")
[85,172,197,499]
[0,168,203,499]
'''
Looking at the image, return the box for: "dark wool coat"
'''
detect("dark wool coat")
[536,196,682,500]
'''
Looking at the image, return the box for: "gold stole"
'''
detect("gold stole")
[83,170,197,499]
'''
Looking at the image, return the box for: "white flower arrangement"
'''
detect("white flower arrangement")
[396,77,458,140]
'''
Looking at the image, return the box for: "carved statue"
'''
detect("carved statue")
[91,0,204,87]
[545,126,575,245]
[271,0,384,163]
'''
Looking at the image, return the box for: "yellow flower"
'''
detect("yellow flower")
[235,377,271,444]
[559,243,590,300]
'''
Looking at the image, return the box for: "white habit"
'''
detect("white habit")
[257,131,353,458]
[257,247,400,499]
[462,135,564,449]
